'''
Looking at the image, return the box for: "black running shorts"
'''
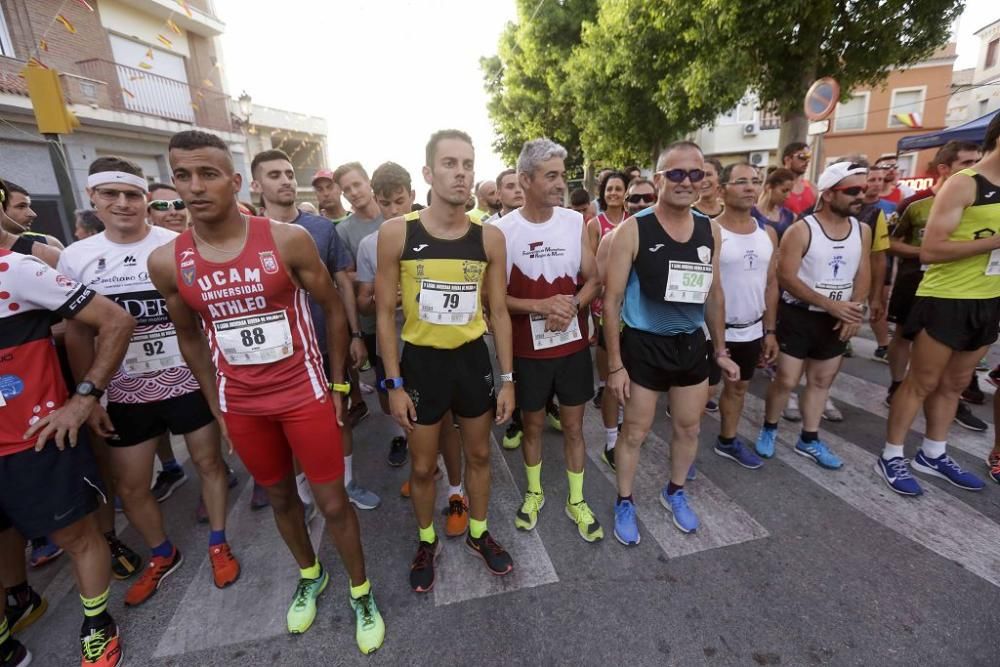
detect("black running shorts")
[776,302,846,361]
[887,270,923,325]
[400,337,496,425]
[514,347,594,412]
[107,390,215,448]
[902,296,1000,352]
[708,338,762,385]
[620,326,709,392]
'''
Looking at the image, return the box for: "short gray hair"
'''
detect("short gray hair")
[517,138,568,176]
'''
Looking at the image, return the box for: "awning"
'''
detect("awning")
[897,109,999,152]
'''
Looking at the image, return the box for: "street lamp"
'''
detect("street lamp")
[237,90,252,123]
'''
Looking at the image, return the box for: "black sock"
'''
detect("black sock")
[81,610,112,633]
[718,435,736,445]
[666,482,683,496]
[801,430,819,443]
[889,381,901,394]
[763,421,778,431]
[7,582,29,605]
[616,495,633,505]
[103,530,116,541]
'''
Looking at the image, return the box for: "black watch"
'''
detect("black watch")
[75,380,104,400]
[350,331,364,339]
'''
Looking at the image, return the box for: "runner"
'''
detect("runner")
[751,168,796,239]
[753,162,872,468]
[876,116,1000,496]
[251,149,380,512]
[59,158,241,606]
[497,138,603,542]
[146,182,189,234]
[147,130,384,652]
[2,238,135,665]
[311,169,350,224]
[624,178,656,216]
[692,157,723,218]
[74,210,104,241]
[780,143,817,217]
[857,164,892,363]
[873,154,915,210]
[484,168,524,223]
[710,163,778,470]
[604,140,740,544]
[375,129,515,592]
[0,181,64,249]
[568,188,595,220]
[469,180,500,222]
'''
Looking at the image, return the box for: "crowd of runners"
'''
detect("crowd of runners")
[1,114,999,666]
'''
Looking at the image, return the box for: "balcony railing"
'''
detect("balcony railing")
[74,59,232,132]
[759,108,782,131]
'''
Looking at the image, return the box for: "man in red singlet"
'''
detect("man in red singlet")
[147,130,384,654]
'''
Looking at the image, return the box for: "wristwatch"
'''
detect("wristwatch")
[381,377,405,390]
[329,381,351,395]
[499,372,515,383]
[350,331,364,339]
[75,380,104,400]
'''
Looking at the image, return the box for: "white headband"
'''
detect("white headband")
[87,171,148,192]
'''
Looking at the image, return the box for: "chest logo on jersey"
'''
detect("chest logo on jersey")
[522,242,566,260]
[974,228,996,240]
[259,251,279,275]
[123,255,137,268]
[463,260,483,283]
[828,255,846,278]
[697,245,711,264]
[180,249,197,286]
[96,258,106,273]
[743,250,760,271]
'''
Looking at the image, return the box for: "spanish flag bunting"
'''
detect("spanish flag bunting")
[157,34,173,48]
[894,112,922,128]
[56,14,77,34]
[191,103,200,111]
[27,57,48,69]
[138,61,153,70]
[178,0,193,18]
[202,78,215,88]
[122,88,136,99]
[167,19,182,35]
[145,48,154,60]
[73,0,95,11]
[39,39,48,52]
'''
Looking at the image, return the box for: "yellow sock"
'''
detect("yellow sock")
[350,578,371,599]
[469,517,487,539]
[81,587,109,618]
[300,559,321,580]
[525,461,542,494]
[418,523,436,544]
[567,469,584,505]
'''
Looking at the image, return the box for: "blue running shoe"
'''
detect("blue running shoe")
[794,438,843,469]
[755,427,776,459]
[714,437,763,470]
[912,450,985,491]
[659,488,698,533]
[686,464,697,481]
[875,456,923,496]
[613,499,640,546]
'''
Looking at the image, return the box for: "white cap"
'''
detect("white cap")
[816,161,868,192]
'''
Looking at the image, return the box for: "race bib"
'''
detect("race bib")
[530,313,582,351]
[665,261,712,304]
[418,280,479,325]
[986,249,1000,276]
[122,328,185,375]
[811,281,853,312]
[214,311,293,365]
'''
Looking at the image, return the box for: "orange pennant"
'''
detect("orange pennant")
[157,34,173,48]
[167,19,182,35]
[56,14,77,34]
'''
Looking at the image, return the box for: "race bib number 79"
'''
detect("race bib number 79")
[418,280,479,325]
[214,311,294,365]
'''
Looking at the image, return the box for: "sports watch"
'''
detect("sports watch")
[381,377,405,390]
[75,380,104,400]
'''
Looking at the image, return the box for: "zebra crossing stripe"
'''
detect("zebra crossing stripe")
[583,411,770,558]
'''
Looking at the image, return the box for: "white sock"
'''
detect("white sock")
[882,443,905,460]
[343,454,354,486]
[605,427,618,450]
[921,438,947,459]
[447,484,463,498]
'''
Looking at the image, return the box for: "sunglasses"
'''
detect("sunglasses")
[657,168,706,184]
[832,185,867,196]
[794,153,811,161]
[95,187,146,203]
[148,199,187,211]
[627,193,656,204]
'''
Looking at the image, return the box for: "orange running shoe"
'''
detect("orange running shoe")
[210,543,241,588]
[80,616,123,666]
[124,547,183,607]
[445,494,469,537]
[400,480,411,498]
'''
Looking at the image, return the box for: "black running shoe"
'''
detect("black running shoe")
[955,402,987,432]
[409,539,440,593]
[962,376,986,405]
[465,531,513,576]
[601,446,616,471]
[5,585,47,634]
[151,466,187,502]
[0,637,30,667]
[387,436,408,467]
[106,534,142,581]
[592,386,604,409]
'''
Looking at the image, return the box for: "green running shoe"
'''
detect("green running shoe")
[514,490,545,530]
[287,567,329,634]
[350,590,385,654]
[502,423,523,450]
[565,499,604,543]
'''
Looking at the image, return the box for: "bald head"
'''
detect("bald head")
[476,179,500,212]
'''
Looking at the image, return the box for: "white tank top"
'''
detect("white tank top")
[783,215,862,313]
[718,222,773,342]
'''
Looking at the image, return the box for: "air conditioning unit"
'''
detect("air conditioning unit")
[742,122,758,137]
[749,150,769,167]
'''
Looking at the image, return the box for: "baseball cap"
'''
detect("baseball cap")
[816,161,868,192]
[311,169,335,185]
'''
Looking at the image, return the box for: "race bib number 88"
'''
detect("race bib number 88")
[214,311,293,365]
[418,280,479,325]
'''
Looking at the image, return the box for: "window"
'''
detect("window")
[0,5,14,57]
[737,101,757,124]
[987,38,999,69]
[833,92,869,132]
[896,153,917,178]
[888,87,926,128]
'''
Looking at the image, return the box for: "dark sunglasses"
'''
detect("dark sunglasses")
[794,153,811,161]
[832,185,867,196]
[658,168,706,184]
[627,193,656,204]
[148,199,186,211]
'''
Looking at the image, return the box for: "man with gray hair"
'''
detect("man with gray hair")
[496,139,603,541]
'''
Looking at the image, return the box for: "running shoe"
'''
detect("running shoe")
[29,537,63,568]
[502,423,523,450]
[360,359,372,372]
[287,566,329,634]
[874,456,923,496]
[546,408,562,432]
[151,466,188,503]
[705,399,719,413]
[124,547,183,606]
[782,393,801,422]
[872,345,889,364]
[659,488,698,534]
[80,615,122,666]
[350,590,385,654]
[514,490,545,531]
[687,464,697,481]
[5,585,47,634]
[961,377,985,405]
[106,535,141,581]
[251,483,270,510]
[445,495,469,537]
[843,341,854,358]
[409,539,440,593]
[601,446,616,471]
[822,398,843,422]
[465,531,513,575]
[613,499,640,546]
[714,437,763,469]
[755,427,777,459]
[0,638,29,667]
[209,543,240,589]
[986,452,1000,485]
[359,381,374,395]
[400,480,410,498]
[794,438,843,470]
[347,401,370,427]
[664,404,671,419]
[592,386,604,409]
[387,436,407,467]
[195,498,209,524]
[346,480,381,510]
[912,451,985,491]
[954,402,987,432]
[226,465,238,488]
[987,366,1000,389]
[565,500,604,542]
